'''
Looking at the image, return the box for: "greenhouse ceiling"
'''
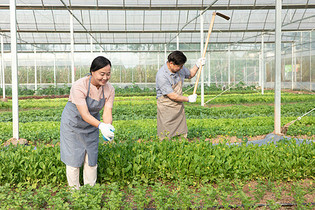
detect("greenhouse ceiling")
[0,0,315,51]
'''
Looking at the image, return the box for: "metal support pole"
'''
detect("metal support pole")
[10,0,19,139]
[176,35,179,50]
[300,32,303,82]
[259,53,262,86]
[291,42,294,90]
[70,13,75,84]
[274,0,282,134]
[310,32,312,91]
[207,52,211,86]
[34,47,37,91]
[200,11,204,106]
[54,54,56,87]
[119,65,121,83]
[164,44,167,62]
[1,34,5,99]
[234,57,236,85]
[228,45,231,86]
[90,36,93,54]
[261,34,264,95]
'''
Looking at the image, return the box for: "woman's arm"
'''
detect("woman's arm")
[76,104,101,128]
[102,105,113,124]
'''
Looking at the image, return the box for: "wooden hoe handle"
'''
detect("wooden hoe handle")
[193,12,217,95]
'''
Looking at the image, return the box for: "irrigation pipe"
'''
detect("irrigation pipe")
[281,107,315,134]
[204,71,256,105]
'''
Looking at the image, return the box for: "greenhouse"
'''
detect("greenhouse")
[0,0,314,208]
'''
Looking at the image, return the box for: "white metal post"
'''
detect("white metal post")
[291,42,294,90]
[310,32,312,91]
[234,57,236,85]
[34,47,37,91]
[164,44,167,62]
[90,36,93,54]
[10,0,19,139]
[54,54,56,87]
[274,0,282,134]
[200,11,204,106]
[207,52,210,86]
[70,13,75,84]
[300,32,303,82]
[228,45,231,86]
[261,34,264,95]
[259,53,262,86]
[176,35,179,50]
[119,65,121,83]
[1,34,5,99]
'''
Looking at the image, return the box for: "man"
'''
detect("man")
[156,50,205,139]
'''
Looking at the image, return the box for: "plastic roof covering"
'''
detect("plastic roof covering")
[0,0,314,50]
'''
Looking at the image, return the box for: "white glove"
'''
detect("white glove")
[98,122,115,141]
[195,57,206,68]
[188,94,197,103]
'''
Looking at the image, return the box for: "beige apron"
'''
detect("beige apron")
[157,79,188,139]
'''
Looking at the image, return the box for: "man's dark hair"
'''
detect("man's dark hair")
[167,51,187,65]
[90,56,112,73]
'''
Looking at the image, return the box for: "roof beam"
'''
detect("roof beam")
[1,28,312,33]
[1,4,315,10]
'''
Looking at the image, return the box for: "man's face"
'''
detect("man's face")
[169,62,184,73]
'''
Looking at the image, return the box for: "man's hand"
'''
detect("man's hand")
[98,123,115,141]
[195,57,206,68]
[188,94,197,103]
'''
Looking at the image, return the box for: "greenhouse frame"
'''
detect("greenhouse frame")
[0,1,315,138]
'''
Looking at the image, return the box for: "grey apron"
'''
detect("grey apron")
[60,76,105,167]
[157,74,188,139]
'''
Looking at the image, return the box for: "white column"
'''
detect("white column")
[259,53,262,86]
[145,57,147,87]
[200,11,204,106]
[164,44,167,62]
[228,45,231,86]
[291,42,294,90]
[176,35,179,50]
[10,0,19,139]
[274,0,282,134]
[1,34,5,98]
[119,65,121,83]
[54,54,57,87]
[34,47,37,91]
[90,36,93,54]
[26,67,29,86]
[234,57,236,85]
[300,32,303,82]
[310,32,312,91]
[207,52,210,86]
[70,13,75,84]
[261,34,264,95]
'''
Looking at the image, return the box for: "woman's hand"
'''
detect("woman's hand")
[98,122,115,141]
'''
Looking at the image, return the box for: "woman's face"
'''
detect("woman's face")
[91,65,111,87]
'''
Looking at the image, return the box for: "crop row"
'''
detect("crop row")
[0,116,314,144]
[0,139,314,186]
[0,92,314,110]
[0,179,313,209]
[1,102,314,123]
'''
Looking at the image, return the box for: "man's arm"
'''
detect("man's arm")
[166,92,189,102]
[188,65,199,79]
[188,57,206,79]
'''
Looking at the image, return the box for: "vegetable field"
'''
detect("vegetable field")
[0,90,314,208]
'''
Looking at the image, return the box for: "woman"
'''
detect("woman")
[60,56,115,189]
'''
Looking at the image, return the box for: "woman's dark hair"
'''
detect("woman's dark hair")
[167,50,187,65]
[90,56,112,73]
